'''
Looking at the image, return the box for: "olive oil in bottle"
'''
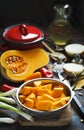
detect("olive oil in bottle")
[48,4,73,48]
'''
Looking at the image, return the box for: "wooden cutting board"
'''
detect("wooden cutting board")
[18,105,71,127]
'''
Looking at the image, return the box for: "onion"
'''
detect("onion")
[63,63,84,75]
[65,44,84,56]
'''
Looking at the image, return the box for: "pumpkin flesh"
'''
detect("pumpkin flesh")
[0,48,49,82]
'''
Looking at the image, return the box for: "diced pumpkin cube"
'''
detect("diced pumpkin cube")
[27,93,36,101]
[53,99,66,109]
[53,96,70,110]
[20,86,32,96]
[33,81,42,87]
[19,94,25,103]
[35,96,41,108]
[41,80,54,85]
[25,72,42,82]
[37,88,50,96]
[40,84,52,90]
[60,99,66,106]
[31,87,39,96]
[62,96,70,103]
[24,98,34,108]
[54,97,61,102]
[37,100,54,111]
[41,94,55,102]
[52,87,63,98]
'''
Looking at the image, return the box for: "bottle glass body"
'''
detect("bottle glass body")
[48,4,73,47]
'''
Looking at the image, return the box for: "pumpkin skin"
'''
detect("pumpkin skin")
[0,48,49,82]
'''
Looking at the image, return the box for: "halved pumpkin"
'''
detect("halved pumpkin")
[0,48,49,82]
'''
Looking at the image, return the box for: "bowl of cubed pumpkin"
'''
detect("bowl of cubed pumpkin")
[16,78,73,119]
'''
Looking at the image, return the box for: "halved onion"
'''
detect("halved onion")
[63,63,84,75]
[65,43,84,56]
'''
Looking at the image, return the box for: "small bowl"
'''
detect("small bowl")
[16,78,73,119]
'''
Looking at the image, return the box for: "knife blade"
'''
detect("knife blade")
[72,91,84,119]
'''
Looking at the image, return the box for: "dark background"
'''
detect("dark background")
[0,0,84,33]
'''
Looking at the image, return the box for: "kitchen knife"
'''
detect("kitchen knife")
[72,91,84,119]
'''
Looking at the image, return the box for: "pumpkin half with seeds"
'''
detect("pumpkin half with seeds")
[0,48,49,82]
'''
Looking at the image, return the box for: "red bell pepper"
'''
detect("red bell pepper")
[39,67,53,78]
[1,84,15,92]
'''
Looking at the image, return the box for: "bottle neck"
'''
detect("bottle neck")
[54,4,70,21]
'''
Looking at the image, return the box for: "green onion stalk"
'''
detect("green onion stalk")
[0,88,33,123]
